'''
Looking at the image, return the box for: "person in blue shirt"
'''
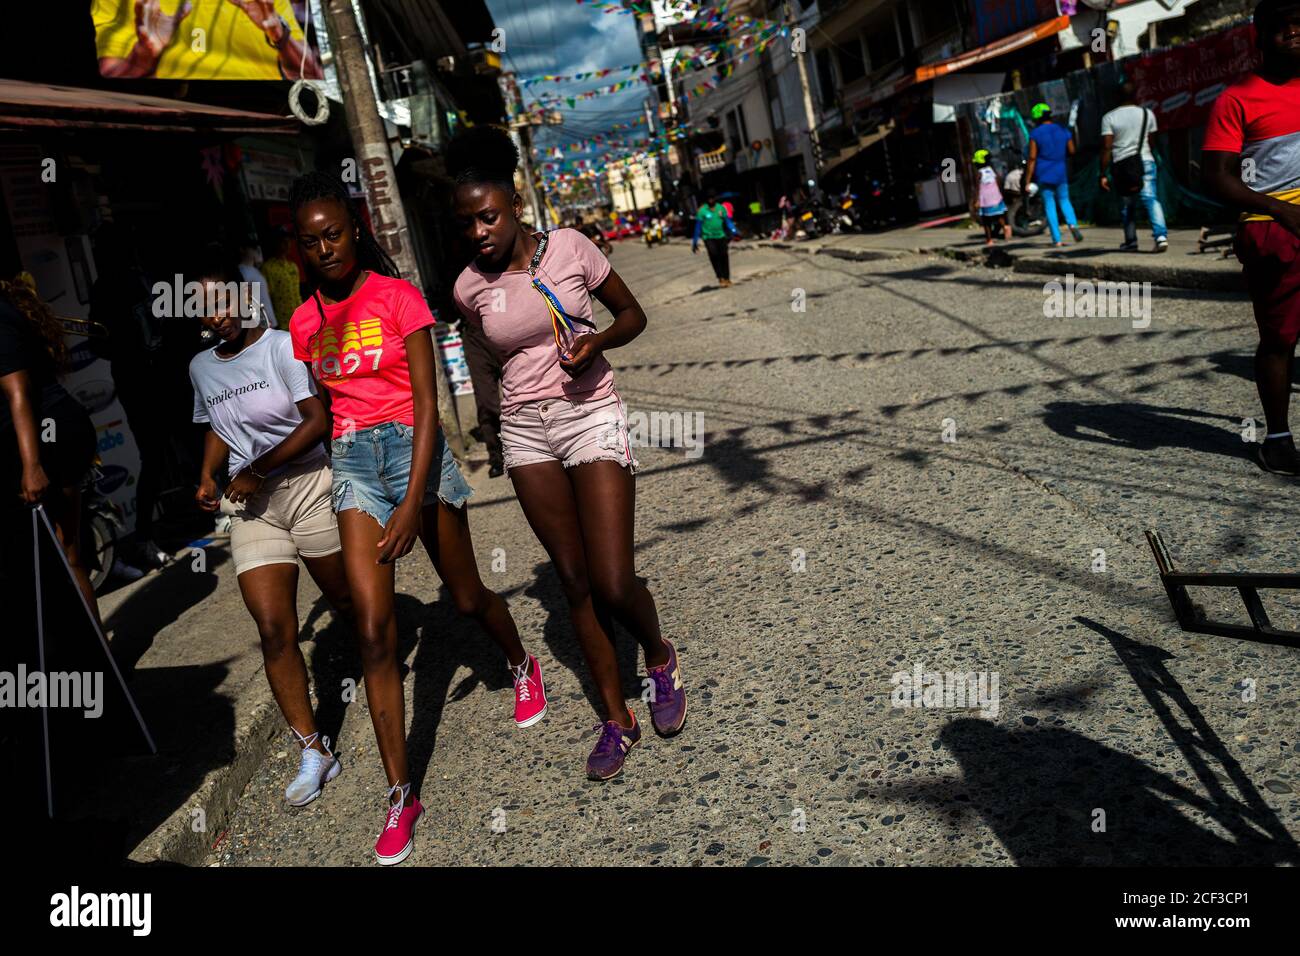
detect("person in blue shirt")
[692,191,739,287]
[1025,103,1085,246]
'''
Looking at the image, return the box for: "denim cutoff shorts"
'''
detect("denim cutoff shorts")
[329,422,473,527]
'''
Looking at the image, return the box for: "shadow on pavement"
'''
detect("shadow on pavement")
[1042,401,1244,460]
[869,618,1300,865]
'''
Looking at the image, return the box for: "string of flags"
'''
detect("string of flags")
[521,62,657,86]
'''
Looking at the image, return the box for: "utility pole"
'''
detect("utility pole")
[786,1,822,180]
[500,72,548,228]
[323,0,463,453]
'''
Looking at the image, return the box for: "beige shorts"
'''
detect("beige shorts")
[220,456,341,576]
[500,389,639,474]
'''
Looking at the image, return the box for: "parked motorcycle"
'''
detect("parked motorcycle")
[1002,164,1047,238]
[835,190,864,232]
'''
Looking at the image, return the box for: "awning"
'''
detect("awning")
[849,14,1072,110]
[916,15,1071,81]
[0,80,298,134]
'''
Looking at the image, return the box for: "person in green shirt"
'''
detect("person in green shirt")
[692,191,738,287]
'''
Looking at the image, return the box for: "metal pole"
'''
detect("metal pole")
[786,1,822,179]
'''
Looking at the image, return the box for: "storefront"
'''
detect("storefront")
[0,79,300,533]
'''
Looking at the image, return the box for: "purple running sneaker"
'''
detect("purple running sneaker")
[646,639,687,736]
[586,711,642,780]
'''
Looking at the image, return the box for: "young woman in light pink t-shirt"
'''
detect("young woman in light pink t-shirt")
[449,127,688,782]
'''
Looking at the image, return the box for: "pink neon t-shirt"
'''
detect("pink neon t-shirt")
[453,227,615,413]
[289,272,435,439]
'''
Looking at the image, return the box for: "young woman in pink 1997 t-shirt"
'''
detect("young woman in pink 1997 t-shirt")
[286,170,539,865]
[448,126,688,782]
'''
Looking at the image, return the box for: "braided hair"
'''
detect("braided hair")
[288,169,398,357]
[445,125,519,195]
[1,274,68,374]
[288,169,398,285]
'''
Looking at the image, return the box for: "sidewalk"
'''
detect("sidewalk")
[755,222,1245,292]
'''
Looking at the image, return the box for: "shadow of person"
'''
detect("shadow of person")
[305,591,423,750]
[103,542,229,672]
[1041,401,1243,459]
[1079,616,1300,859]
[869,619,1300,865]
[516,560,643,722]
[872,717,1293,865]
[404,585,515,797]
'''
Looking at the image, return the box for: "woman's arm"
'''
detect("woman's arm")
[377,330,438,564]
[1025,138,1038,185]
[1,368,48,503]
[247,395,328,476]
[559,269,647,378]
[196,429,229,511]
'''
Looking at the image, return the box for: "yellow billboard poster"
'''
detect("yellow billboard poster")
[93,0,324,80]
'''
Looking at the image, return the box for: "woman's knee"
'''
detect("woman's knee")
[450,582,491,619]
[256,618,299,662]
[590,570,637,611]
[353,615,397,665]
[554,561,592,606]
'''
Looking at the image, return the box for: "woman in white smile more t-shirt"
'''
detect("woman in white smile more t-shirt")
[188,258,354,810]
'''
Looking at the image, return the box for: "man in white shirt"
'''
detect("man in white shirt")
[1100,80,1169,252]
[238,241,278,328]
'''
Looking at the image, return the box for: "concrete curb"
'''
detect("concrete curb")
[756,236,1245,292]
[128,674,282,866]
[755,240,907,262]
[932,243,1246,292]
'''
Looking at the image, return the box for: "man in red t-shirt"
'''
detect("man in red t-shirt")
[1204,0,1300,475]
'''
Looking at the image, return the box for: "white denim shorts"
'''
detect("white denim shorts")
[500,390,639,474]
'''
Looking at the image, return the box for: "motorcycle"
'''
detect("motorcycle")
[643,218,667,247]
[1002,165,1047,238]
[835,191,864,232]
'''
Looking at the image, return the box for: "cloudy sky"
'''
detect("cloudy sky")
[482,0,653,163]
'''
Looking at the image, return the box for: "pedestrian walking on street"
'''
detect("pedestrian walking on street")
[1026,103,1085,247]
[0,275,102,630]
[971,150,1011,245]
[1100,80,1169,253]
[1204,0,1300,475]
[693,190,738,287]
[288,170,540,865]
[448,126,687,781]
[187,254,354,811]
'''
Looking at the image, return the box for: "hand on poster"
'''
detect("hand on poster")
[226,0,286,45]
[135,0,193,60]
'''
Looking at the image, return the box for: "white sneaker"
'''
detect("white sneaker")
[284,732,341,807]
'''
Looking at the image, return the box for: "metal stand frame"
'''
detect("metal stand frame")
[31,504,156,817]
[1146,529,1300,646]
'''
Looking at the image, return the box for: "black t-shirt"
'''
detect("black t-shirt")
[0,299,79,434]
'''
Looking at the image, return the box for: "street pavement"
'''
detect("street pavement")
[195,234,1298,866]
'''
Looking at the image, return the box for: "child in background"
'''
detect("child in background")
[973,150,1012,245]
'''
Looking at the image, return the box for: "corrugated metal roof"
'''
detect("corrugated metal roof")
[0,79,298,134]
